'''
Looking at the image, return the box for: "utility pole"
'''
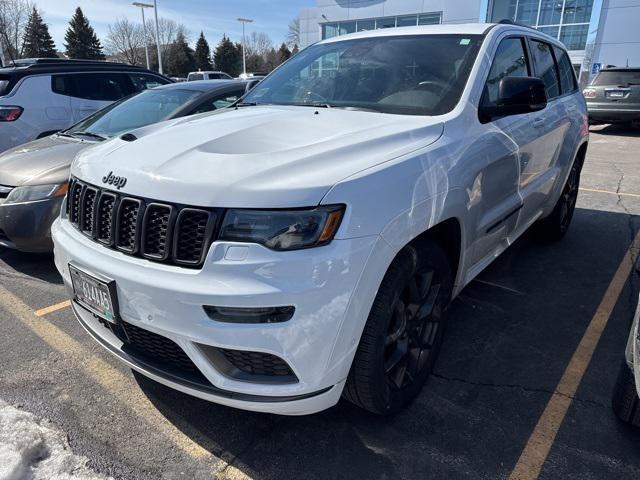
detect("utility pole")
[132,2,153,69]
[153,0,163,74]
[237,17,253,76]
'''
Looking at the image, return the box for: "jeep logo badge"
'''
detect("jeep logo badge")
[102,171,127,190]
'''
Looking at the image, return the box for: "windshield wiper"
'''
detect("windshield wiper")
[55,132,75,138]
[71,131,106,141]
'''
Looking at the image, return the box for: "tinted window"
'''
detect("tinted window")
[244,34,484,116]
[129,73,165,91]
[67,88,201,137]
[553,46,577,94]
[592,70,640,86]
[483,37,530,107]
[188,73,204,81]
[53,73,132,101]
[191,90,244,114]
[529,39,560,99]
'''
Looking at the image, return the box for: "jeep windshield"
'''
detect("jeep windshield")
[243,34,483,116]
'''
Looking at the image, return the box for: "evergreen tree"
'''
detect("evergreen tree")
[64,7,105,60]
[194,31,212,71]
[22,7,57,58]
[277,42,291,65]
[165,31,195,77]
[291,44,299,55]
[213,35,241,76]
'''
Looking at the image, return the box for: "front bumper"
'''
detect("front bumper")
[0,197,62,252]
[52,217,385,415]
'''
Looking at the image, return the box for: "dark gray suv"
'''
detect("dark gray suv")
[584,68,640,125]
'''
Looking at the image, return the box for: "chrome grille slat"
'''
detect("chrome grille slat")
[65,177,218,269]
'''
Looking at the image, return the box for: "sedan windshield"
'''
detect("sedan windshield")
[66,88,202,138]
[244,34,483,116]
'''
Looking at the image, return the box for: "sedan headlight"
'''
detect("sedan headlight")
[3,183,69,205]
[219,205,345,250]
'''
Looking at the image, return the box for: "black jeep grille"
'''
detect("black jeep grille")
[66,177,220,268]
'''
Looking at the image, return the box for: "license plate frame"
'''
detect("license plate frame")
[69,264,119,324]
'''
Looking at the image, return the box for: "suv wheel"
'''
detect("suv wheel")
[536,156,582,240]
[343,239,452,415]
[612,360,640,426]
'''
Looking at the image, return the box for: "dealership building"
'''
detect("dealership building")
[299,0,640,85]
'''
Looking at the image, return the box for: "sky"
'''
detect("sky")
[36,0,313,50]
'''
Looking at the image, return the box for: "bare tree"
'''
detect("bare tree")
[105,17,144,65]
[0,0,33,59]
[287,16,300,49]
[246,32,273,58]
[145,17,188,62]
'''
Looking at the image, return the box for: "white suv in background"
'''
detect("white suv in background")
[53,23,588,415]
[0,58,170,152]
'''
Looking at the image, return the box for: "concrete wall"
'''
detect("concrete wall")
[299,0,483,48]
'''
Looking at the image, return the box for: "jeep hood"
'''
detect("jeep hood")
[0,135,92,187]
[72,105,444,208]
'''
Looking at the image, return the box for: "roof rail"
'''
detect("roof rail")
[496,19,539,31]
[13,58,144,69]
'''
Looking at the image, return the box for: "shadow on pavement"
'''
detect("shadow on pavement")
[590,123,640,137]
[0,247,62,284]
[132,206,640,479]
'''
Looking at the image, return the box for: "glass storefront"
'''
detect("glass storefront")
[321,12,442,40]
[489,0,594,50]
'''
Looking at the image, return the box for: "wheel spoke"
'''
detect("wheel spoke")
[384,337,408,374]
[416,283,440,319]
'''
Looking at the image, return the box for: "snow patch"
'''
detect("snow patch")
[0,400,111,480]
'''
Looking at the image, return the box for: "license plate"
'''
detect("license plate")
[69,264,118,323]
[608,91,625,98]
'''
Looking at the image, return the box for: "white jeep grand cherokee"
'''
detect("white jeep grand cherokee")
[52,23,588,415]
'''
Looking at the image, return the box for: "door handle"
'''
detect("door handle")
[533,117,546,128]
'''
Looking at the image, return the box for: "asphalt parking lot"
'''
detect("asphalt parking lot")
[1,124,640,480]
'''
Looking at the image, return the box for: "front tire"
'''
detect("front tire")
[612,360,640,426]
[343,240,453,415]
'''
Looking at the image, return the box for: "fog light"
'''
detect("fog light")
[203,305,295,324]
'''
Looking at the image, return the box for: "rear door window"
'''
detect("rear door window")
[129,73,166,91]
[483,37,531,107]
[188,73,204,81]
[529,39,560,100]
[53,73,133,101]
[553,46,577,94]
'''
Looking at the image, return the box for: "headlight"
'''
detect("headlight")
[3,183,69,205]
[219,205,345,250]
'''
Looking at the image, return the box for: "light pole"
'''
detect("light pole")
[132,2,152,70]
[237,17,253,76]
[153,0,163,74]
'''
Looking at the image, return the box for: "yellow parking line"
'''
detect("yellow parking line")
[34,300,71,317]
[509,230,640,480]
[0,285,217,465]
[580,187,640,198]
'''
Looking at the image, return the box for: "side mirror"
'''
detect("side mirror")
[245,79,261,93]
[479,76,547,122]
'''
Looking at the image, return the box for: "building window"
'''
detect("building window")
[559,23,589,50]
[489,0,594,51]
[356,19,375,32]
[397,15,418,27]
[320,12,442,40]
[419,13,442,25]
[376,17,396,29]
